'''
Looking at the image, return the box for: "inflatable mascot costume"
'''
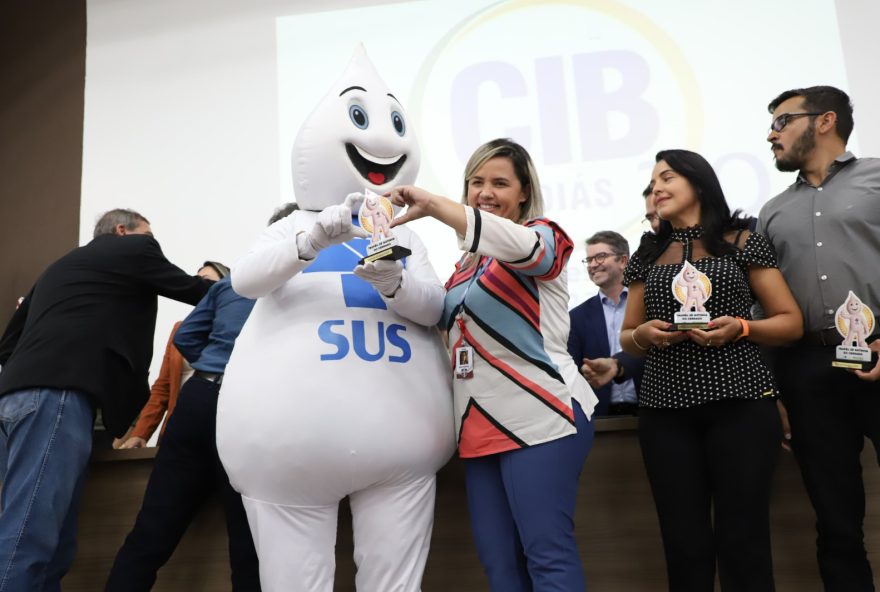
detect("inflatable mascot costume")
[217,45,455,592]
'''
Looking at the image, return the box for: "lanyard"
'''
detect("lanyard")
[454,255,492,316]
[453,255,492,345]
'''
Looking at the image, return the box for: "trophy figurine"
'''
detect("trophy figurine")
[357,188,411,265]
[832,290,877,370]
[670,260,712,330]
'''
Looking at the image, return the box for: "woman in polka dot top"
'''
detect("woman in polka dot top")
[619,149,803,591]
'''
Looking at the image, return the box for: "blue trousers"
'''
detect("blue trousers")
[463,401,593,592]
[0,388,94,592]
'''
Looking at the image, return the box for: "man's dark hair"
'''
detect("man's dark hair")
[93,209,149,238]
[768,85,854,143]
[586,231,630,257]
[642,184,652,199]
[268,202,299,225]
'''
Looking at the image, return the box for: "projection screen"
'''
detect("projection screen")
[82,0,878,387]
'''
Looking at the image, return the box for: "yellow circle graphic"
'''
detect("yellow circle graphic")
[835,303,875,337]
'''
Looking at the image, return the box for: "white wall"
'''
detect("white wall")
[82,0,880,381]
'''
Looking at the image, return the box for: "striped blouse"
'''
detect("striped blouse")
[441,207,597,458]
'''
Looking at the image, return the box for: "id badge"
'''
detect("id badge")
[454,345,474,379]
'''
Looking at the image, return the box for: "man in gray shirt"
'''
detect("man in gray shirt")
[758,85,880,591]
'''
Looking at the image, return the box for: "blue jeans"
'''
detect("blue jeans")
[464,401,594,592]
[0,388,94,592]
[0,432,6,485]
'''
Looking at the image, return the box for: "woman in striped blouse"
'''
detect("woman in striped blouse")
[390,138,598,592]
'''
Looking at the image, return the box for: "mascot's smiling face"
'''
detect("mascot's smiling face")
[292,44,421,211]
[341,86,409,187]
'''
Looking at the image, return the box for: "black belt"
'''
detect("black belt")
[796,328,841,347]
[193,370,224,385]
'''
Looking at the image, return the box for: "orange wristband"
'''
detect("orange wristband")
[735,317,750,342]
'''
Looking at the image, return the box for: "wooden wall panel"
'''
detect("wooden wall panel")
[65,424,880,591]
[0,0,85,328]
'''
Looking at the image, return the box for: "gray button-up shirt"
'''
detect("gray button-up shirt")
[757,152,880,333]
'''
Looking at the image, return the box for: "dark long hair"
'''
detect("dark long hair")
[637,149,749,263]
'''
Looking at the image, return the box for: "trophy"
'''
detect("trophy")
[670,260,712,330]
[357,188,411,265]
[832,290,877,370]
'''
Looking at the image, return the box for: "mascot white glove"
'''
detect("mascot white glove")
[354,260,404,297]
[296,193,368,260]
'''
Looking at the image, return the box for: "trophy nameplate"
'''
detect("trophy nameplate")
[671,260,712,330]
[832,290,877,370]
[357,189,411,265]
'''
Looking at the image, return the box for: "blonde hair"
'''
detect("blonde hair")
[460,138,544,223]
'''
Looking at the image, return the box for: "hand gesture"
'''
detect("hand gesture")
[353,260,404,297]
[345,192,365,212]
[688,316,743,348]
[580,357,617,389]
[637,319,689,349]
[388,185,437,227]
[855,340,880,382]
[299,196,369,259]
[117,436,147,449]
[777,399,792,452]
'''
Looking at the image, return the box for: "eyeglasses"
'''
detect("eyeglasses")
[640,215,658,230]
[582,252,622,266]
[770,112,824,133]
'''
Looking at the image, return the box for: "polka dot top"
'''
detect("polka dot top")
[622,226,779,409]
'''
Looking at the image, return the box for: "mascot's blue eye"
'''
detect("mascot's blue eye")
[391,111,406,136]
[349,105,369,129]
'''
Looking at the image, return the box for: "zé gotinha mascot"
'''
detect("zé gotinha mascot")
[217,45,455,592]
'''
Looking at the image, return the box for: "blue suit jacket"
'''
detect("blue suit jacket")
[568,294,644,415]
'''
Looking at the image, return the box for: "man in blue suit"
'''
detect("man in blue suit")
[568,231,643,416]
